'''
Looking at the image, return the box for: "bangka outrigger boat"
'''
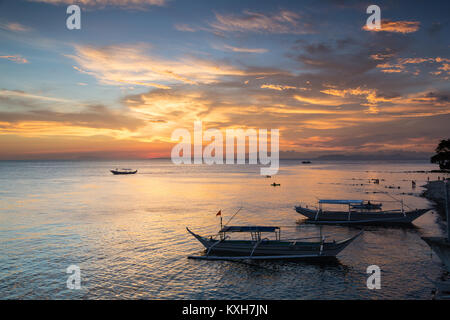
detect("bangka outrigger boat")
[186,225,362,260]
[295,199,430,225]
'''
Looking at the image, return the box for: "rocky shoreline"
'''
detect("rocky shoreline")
[422,180,449,219]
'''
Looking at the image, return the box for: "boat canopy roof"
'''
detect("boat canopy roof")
[220,226,279,233]
[319,199,364,205]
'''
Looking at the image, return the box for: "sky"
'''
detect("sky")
[0,0,449,160]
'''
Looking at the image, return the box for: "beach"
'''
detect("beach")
[422,180,449,218]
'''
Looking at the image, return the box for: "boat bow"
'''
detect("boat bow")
[186,227,212,248]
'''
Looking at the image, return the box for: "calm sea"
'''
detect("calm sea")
[0,159,448,299]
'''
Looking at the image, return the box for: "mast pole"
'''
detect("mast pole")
[223,206,242,227]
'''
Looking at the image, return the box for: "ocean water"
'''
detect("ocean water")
[0,159,448,300]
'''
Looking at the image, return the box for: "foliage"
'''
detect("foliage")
[431,139,450,170]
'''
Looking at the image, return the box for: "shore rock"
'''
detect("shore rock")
[422,180,449,219]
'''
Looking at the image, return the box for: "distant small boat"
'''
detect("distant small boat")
[302,161,312,164]
[186,226,362,260]
[271,183,281,187]
[110,168,138,175]
[295,199,430,225]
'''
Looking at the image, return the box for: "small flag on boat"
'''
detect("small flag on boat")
[216,210,221,216]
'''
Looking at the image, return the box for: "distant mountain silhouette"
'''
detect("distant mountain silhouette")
[279,151,430,161]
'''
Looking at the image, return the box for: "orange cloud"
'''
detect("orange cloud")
[375,57,450,75]
[221,45,268,53]
[294,94,343,106]
[320,87,386,105]
[439,63,450,72]
[68,44,267,88]
[399,58,431,64]
[380,69,403,73]
[319,89,347,97]
[0,55,28,64]
[261,84,297,91]
[0,22,31,32]
[0,121,131,138]
[363,19,420,33]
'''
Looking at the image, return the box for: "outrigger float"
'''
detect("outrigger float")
[295,199,430,225]
[186,225,362,260]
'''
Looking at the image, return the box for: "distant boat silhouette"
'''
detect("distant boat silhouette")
[295,199,429,225]
[110,168,138,175]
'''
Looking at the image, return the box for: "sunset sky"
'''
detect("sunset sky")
[0,0,449,160]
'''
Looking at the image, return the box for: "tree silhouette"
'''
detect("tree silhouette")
[431,139,450,170]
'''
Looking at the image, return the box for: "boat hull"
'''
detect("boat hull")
[295,206,429,225]
[422,237,450,272]
[110,170,137,175]
[186,228,361,259]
